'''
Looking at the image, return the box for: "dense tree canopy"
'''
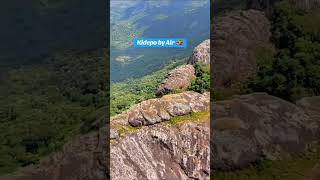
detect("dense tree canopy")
[0,49,108,174]
[248,1,320,101]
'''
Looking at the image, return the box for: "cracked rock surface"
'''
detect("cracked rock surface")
[212,93,320,171]
[111,91,210,131]
[111,120,210,180]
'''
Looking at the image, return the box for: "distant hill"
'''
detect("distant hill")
[110,0,210,82]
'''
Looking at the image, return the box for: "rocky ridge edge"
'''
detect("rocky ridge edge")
[111,91,210,139]
[156,39,210,96]
[156,65,196,96]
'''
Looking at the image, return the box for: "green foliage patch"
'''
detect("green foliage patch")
[188,62,210,93]
[0,50,108,174]
[167,111,209,125]
[247,1,320,101]
[110,59,184,116]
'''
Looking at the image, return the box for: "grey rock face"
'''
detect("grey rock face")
[109,91,210,180]
[212,10,274,90]
[110,121,210,180]
[188,39,210,65]
[156,65,196,96]
[110,91,209,131]
[212,93,320,170]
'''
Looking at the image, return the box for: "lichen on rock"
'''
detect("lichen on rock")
[156,65,196,96]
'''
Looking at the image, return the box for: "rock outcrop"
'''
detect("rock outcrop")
[2,92,320,179]
[111,92,320,178]
[157,39,210,96]
[110,91,210,180]
[156,65,195,96]
[111,91,210,138]
[212,10,273,90]
[111,120,210,180]
[212,93,320,171]
[188,39,210,65]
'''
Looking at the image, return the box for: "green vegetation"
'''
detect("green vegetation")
[110,0,210,82]
[110,59,184,116]
[213,0,246,16]
[118,125,142,138]
[215,150,320,180]
[167,111,209,125]
[189,62,210,93]
[214,1,320,179]
[247,1,320,101]
[0,50,107,174]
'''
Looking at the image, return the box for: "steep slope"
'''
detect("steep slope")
[188,39,210,66]
[156,39,210,96]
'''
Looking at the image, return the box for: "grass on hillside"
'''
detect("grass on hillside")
[110,59,185,116]
[0,50,108,175]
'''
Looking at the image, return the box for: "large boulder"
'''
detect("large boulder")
[156,39,211,96]
[111,91,209,131]
[156,65,195,96]
[212,10,274,90]
[212,93,320,170]
[188,39,210,65]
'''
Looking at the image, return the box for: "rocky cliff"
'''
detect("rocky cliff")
[110,91,210,180]
[110,91,320,179]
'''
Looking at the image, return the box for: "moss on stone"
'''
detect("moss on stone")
[167,111,209,125]
[118,125,142,137]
